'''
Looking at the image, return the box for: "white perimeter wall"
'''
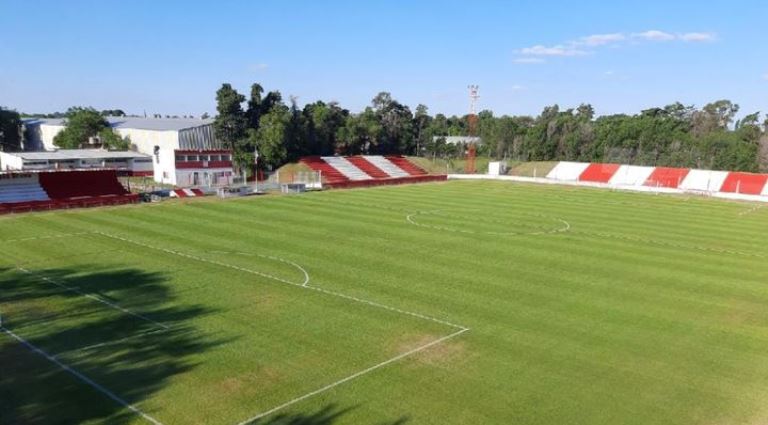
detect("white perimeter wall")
[547,162,590,181]
[608,165,655,186]
[679,169,729,192]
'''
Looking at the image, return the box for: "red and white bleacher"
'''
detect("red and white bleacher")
[545,161,768,199]
[170,188,206,198]
[300,155,445,188]
[0,169,138,214]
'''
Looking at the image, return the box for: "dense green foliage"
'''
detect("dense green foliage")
[2,182,768,424]
[0,107,22,151]
[52,107,130,150]
[216,83,768,172]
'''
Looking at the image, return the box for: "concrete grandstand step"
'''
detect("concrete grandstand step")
[321,156,373,180]
[362,155,410,178]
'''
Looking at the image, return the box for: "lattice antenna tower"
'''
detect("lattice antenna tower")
[465,85,480,173]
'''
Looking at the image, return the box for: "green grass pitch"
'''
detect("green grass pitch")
[2,180,768,424]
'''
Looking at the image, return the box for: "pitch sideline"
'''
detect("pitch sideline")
[0,326,164,425]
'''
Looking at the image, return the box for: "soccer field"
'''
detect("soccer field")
[2,180,768,425]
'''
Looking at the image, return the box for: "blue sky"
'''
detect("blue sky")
[1,0,767,118]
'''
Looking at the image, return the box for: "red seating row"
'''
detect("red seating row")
[0,170,136,214]
[38,169,129,199]
[300,156,350,184]
[384,156,428,176]
[324,174,447,189]
[720,172,768,195]
[0,194,139,214]
[645,167,690,188]
[579,163,620,183]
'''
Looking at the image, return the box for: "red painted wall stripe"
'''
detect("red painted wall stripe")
[720,172,768,195]
[644,167,689,188]
[578,163,621,183]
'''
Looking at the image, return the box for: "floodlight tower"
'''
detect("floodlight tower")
[465,85,480,174]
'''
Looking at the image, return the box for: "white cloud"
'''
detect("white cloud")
[680,32,716,42]
[248,63,269,72]
[515,29,715,63]
[763,73,768,81]
[513,57,545,64]
[632,30,676,41]
[510,84,525,91]
[575,33,625,46]
[519,44,588,57]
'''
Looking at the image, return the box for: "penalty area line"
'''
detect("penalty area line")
[235,327,470,425]
[1,326,164,425]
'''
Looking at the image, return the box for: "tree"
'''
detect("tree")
[413,104,431,156]
[213,84,248,169]
[200,112,210,119]
[336,107,381,155]
[251,104,291,169]
[0,107,22,151]
[692,100,739,137]
[371,92,413,154]
[246,83,264,129]
[52,107,129,150]
[100,109,126,117]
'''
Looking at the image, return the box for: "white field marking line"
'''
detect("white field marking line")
[406,210,570,237]
[98,232,471,422]
[1,326,164,425]
[53,327,172,358]
[17,267,170,330]
[0,231,97,244]
[235,327,469,425]
[97,232,467,331]
[571,231,767,259]
[738,204,763,216]
[208,250,310,287]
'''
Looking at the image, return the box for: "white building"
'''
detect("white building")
[432,136,482,145]
[23,117,234,187]
[0,149,153,175]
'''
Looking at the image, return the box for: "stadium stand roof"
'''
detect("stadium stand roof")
[6,149,150,160]
[23,117,215,132]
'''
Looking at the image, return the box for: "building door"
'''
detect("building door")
[193,172,199,186]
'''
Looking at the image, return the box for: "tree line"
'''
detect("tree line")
[214,83,768,173]
[3,89,767,173]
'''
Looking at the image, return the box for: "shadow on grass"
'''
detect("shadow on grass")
[249,404,410,425]
[0,265,230,425]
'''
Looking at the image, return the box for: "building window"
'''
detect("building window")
[186,155,198,161]
[175,155,186,162]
